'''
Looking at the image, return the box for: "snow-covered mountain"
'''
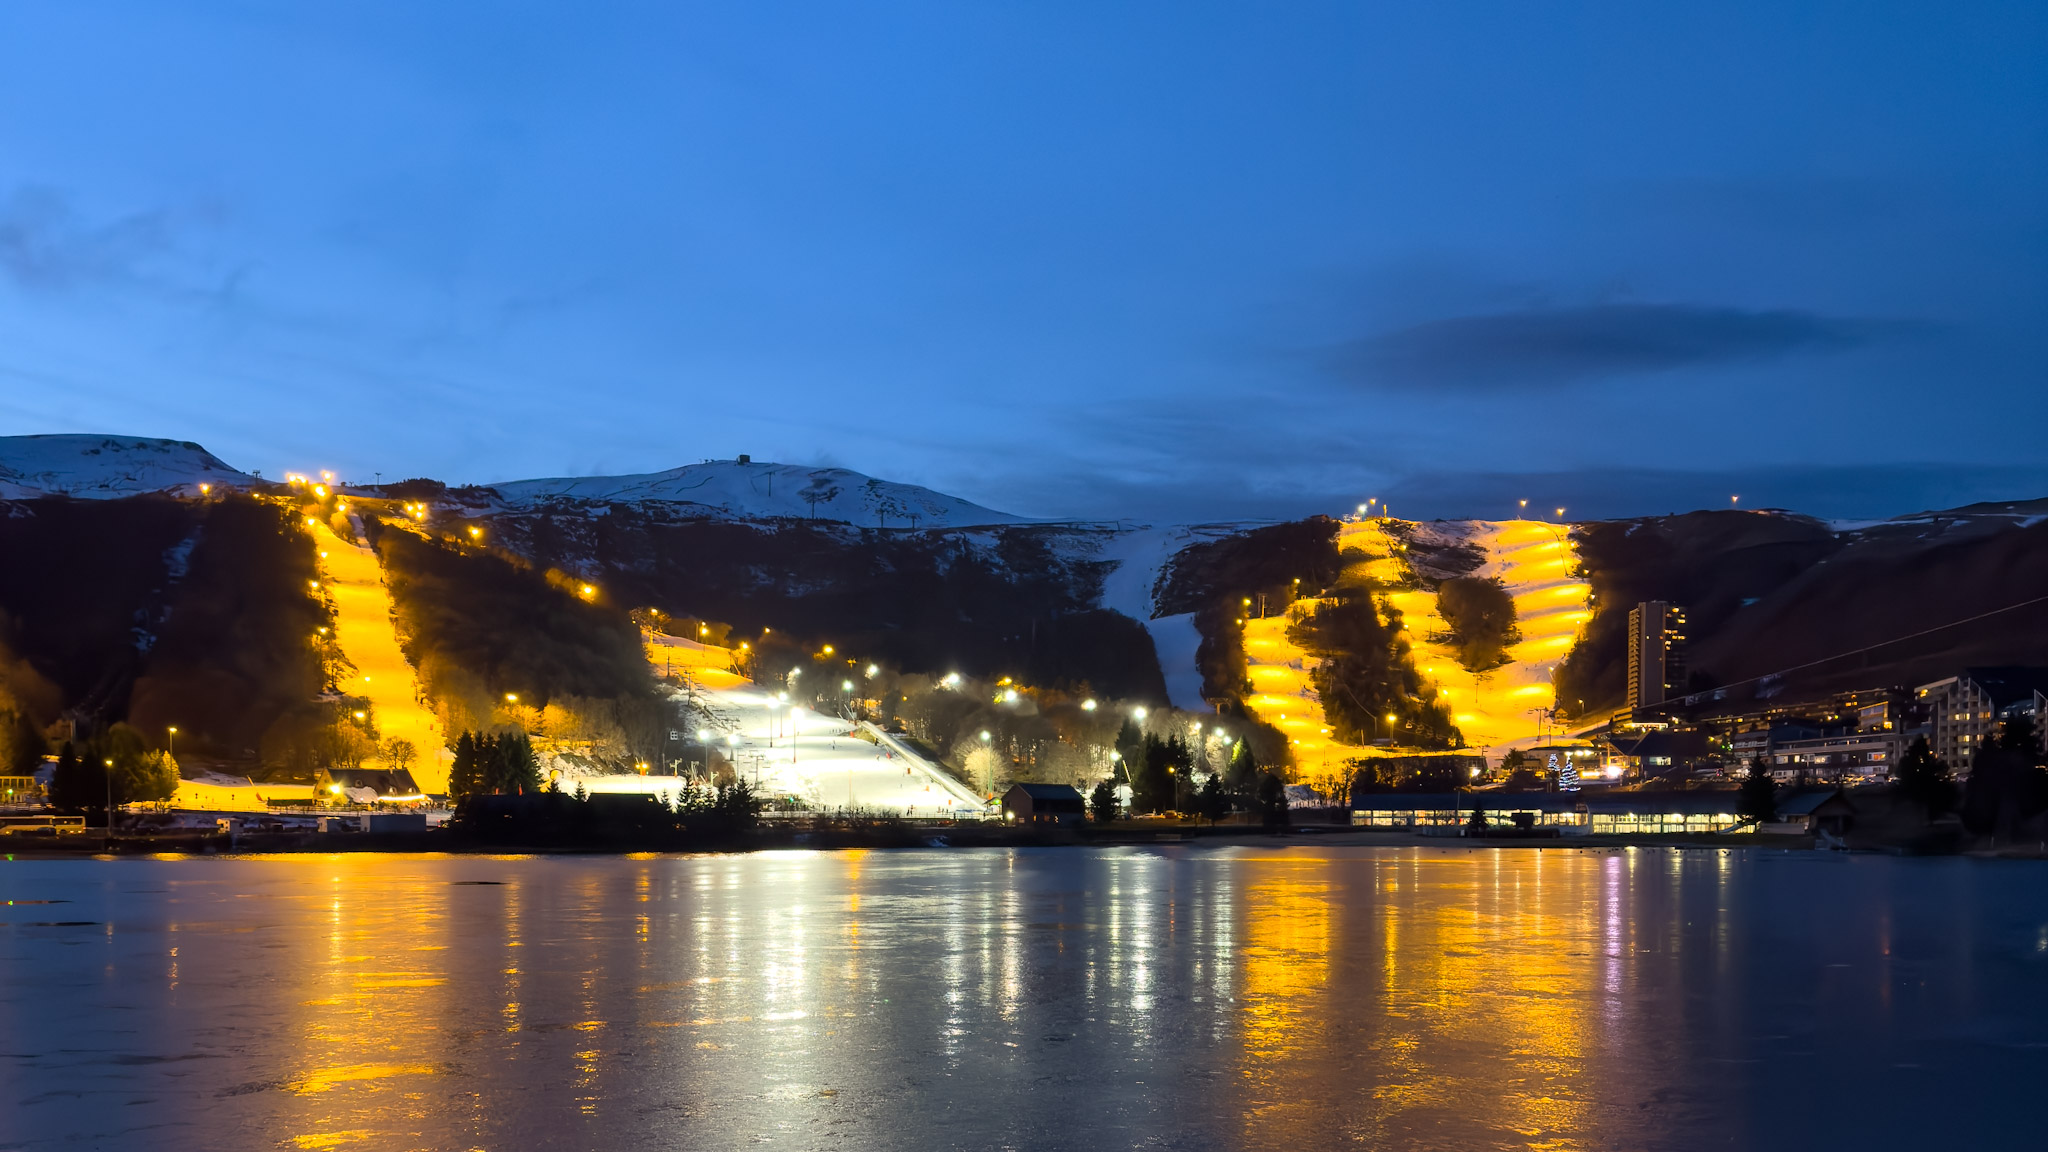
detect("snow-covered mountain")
[0,435,256,500]
[490,459,1027,528]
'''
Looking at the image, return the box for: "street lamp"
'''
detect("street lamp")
[167,726,178,761]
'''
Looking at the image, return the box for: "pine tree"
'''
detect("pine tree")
[1257,771,1289,828]
[1196,773,1228,824]
[1959,718,2048,839]
[1892,735,1956,819]
[1225,739,1258,791]
[1737,757,1777,824]
[498,733,541,795]
[1133,734,1174,814]
[1166,734,1193,810]
[448,732,480,801]
[47,741,99,816]
[1114,718,1143,777]
[478,734,508,794]
[1089,779,1120,823]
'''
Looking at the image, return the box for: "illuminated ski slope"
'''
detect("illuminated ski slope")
[1351,518,1591,754]
[629,636,986,815]
[645,632,750,692]
[695,683,986,814]
[1240,517,1591,779]
[1241,611,1361,785]
[308,517,450,791]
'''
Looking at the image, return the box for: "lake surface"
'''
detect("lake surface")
[3,846,2047,1151]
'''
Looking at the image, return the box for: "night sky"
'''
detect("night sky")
[3,2,2044,522]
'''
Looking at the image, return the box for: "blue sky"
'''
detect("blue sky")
[2,2,2044,521]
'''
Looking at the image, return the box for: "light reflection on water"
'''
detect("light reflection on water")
[4,847,2048,1151]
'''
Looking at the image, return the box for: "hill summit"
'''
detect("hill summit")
[489,458,1027,528]
[0,435,255,500]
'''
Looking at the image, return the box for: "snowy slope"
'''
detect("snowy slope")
[0,435,255,499]
[491,459,1027,527]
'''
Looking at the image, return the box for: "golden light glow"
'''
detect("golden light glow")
[303,516,448,791]
[1238,516,1593,778]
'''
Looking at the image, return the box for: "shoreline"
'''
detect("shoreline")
[3,823,1823,858]
[9,820,2042,859]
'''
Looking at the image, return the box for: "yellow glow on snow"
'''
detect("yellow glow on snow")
[644,632,750,691]
[308,517,449,791]
[1237,517,1593,778]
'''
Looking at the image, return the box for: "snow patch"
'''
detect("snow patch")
[1145,613,1208,712]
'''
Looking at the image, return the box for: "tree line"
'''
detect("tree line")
[44,725,179,824]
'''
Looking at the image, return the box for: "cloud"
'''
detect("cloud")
[0,185,176,293]
[1340,303,1872,390]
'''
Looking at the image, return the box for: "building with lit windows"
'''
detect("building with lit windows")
[1626,601,1687,712]
[1915,668,2048,775]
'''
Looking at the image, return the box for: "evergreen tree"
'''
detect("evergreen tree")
[717,777,762,829]
[1892,735,1957,819]
[1113,718,1143,782]
[1225,739,1258,791]
[1257,771,1289,827]
[1737,757,1777,824]
[1133,734,1174,813]
[1089,779,1120,823]
[47,741,101,818]
[1196,773,1229,824]
[496,733,541,795]
[1166,734,1193,809]
[48,725,173,815]
[473,734,504,793]
[1959,718,2048,839]
[1467,801,1488,835]
[448,732,481,801]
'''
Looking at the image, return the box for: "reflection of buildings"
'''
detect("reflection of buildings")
[1626,601,1687,712]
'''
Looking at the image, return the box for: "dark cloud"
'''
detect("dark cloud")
[1341,304,1872,390]
[0,185,175,292]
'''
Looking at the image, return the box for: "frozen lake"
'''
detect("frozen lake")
[4,847,2047,1150]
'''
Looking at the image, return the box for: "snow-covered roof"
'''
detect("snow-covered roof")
[0,434,255,500]
[490,459,1027,528]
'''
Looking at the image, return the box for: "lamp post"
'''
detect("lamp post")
[979,730,993,798]
[103,757,114,848]
[167,726,177,762]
